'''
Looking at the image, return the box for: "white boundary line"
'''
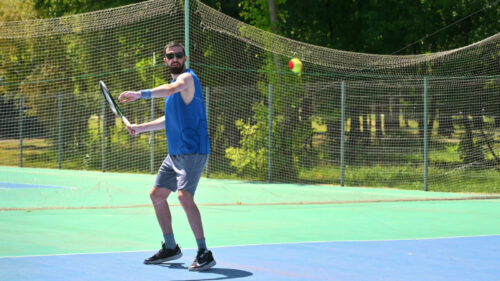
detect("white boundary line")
[1,234,498,259]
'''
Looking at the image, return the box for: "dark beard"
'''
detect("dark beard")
[169,62,185,74]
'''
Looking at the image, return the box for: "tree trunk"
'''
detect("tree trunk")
[347,107,361,163]
[385,96,399,135]
[375,106,383,139]
[268,0,278,33]
[460,112,484,164]
[363,113,370,143]
[427,98,437,140]
[438,108,454,137]
[273,102,298,181]
[473,115,483,131]
[326,116,340,162]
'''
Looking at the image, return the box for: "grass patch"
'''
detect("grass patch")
[0,138,55,167]
[0,139,22,166]
[299,165,499,193]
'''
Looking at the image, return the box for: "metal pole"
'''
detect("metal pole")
[268,84,273,182]
[19,95,23,168]
[184,0,190,68]
[423,77,429,191]
[102,97,106,172]
[150,52,156,174]
[58,93,62,169]
[340,81,346,187]
[205,86,210,178]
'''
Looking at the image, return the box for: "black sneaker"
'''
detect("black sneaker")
[189,249,216,271]
[144,243,182,264]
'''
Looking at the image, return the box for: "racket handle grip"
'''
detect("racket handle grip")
[122,116,131,127]
[122,116,135,134]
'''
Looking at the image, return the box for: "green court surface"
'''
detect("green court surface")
[1,166,499,257]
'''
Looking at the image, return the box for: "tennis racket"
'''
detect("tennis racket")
[99,80,135,134]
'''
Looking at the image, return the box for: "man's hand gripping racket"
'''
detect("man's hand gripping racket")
[99,80,136,135]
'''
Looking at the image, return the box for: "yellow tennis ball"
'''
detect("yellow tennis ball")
[288,58,303,74]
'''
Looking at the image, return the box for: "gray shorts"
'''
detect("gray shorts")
[154,154,208,195]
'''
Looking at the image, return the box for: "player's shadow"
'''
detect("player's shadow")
[157,262,253,280]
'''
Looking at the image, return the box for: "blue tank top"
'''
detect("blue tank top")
[164,69,210,155]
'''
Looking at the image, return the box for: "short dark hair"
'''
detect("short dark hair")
[165,41,185,55]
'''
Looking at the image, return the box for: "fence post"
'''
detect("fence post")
[150,52,156,174]
[150,98,155,174]
[58,93,63,169]
[102,97,106,172]
[205,86,210,178]
[19,95,23,168]
[268,84,273,183]
[184,0,190,68]
[340,81,346,186]
[423,77,429,191]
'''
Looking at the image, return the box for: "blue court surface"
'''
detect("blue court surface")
[1,236,499,281]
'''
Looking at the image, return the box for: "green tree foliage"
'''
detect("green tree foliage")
[1,0,174,170]
[33,0,143,17]
[214,0,499,170]
[1,0,498,174]
[232,0,499,54]
[0,0,40,139]
[0,0,38,21]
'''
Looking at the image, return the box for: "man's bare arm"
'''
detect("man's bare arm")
[126,116,165,135]
[118,73,194,105]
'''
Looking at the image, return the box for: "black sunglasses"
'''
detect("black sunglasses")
[165,51,184,60]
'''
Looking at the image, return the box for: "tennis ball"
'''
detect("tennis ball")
[288,58,303,74]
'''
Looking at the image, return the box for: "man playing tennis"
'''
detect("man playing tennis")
[118,42,214,271]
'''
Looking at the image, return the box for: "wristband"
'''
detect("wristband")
[140,90,152,99]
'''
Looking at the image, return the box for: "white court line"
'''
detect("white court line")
[1,234,498,259]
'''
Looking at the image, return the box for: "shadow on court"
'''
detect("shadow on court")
[157,262,253,280]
